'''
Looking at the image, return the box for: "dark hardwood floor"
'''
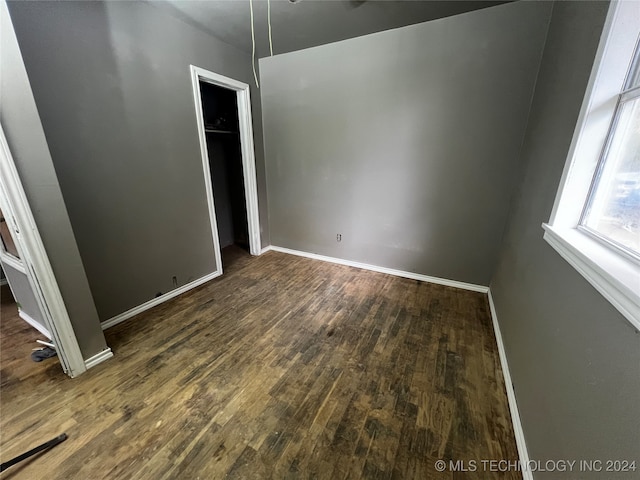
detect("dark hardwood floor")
[0,248,520,479]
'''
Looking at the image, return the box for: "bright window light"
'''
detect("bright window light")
[580,66,640,259]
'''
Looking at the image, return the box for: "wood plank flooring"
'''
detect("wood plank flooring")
[0,248,520,479]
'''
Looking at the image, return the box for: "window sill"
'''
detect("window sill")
[542,223,640,330]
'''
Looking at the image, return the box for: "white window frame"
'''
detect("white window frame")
[543,0,640,330]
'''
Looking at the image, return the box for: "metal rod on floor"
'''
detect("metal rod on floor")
[0,433,67,472]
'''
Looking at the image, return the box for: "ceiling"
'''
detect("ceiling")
[151,0,510,58]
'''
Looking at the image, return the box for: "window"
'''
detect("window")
[543,0,640,330]
[580,40,640,260]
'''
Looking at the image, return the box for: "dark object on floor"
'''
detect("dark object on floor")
[31,347,57,362]
[0,433,68,472]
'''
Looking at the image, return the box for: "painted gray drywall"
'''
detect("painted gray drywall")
[2,263,46,331]
[1,2,107,359]
[260,1,551,286]
[490,2,640,476]
[7,0,269,321]
[158,0,510,58]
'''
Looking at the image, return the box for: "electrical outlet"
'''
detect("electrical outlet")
[336,233,342,242]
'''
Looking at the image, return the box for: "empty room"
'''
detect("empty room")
[0,0,638,479]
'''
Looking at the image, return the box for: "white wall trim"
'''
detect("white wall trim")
[18,309,51,339]
[0,122,87,378]
[260,245,273,255]
[189,65,262,258]
[84,348,114,369]
[268,245,489,293]
[101,270,222,330]
[487,289,533,480]
[0,277,7,286]
[190,66,224,277]
[543,225,639,330]
[236,86,262,256]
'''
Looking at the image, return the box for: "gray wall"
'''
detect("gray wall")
[1,2,107,359]
[7,0,270,321]
[259,1,551,286]
[490,1,640,477]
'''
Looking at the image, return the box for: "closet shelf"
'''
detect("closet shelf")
[205,128,238,134]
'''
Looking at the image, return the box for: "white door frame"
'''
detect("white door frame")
[0,124,87,377]
[190,65,262,270]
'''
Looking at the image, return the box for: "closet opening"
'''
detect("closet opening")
[200,81,249,262]
[190,65,261,274]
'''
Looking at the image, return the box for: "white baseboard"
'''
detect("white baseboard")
[487,289,532,480]
[260,245,273,255]
[18,310,51,339]
[84,348,114,369]
[101,270,222,330]
[0,277,8,286]
[267,245,489,293]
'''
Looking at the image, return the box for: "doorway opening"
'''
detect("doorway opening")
[190,66,261,274]
[1,207,51,339]
[1,207,58,370]
[200,82,249,255]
